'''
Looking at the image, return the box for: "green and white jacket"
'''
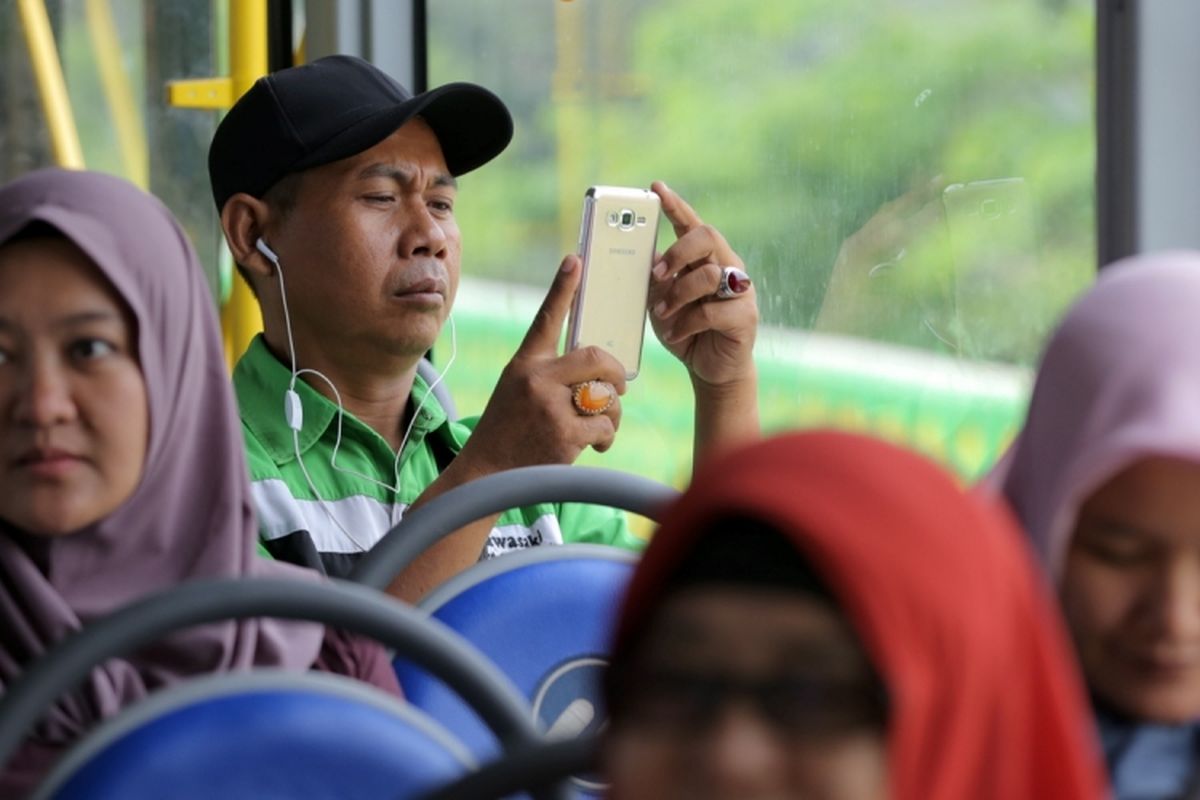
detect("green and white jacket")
[233,336,641,578]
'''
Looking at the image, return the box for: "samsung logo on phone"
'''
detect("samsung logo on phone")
[608,247,636,256]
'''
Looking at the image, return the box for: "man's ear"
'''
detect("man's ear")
[220,193,275,282]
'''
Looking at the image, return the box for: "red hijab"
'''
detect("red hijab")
[610,430,1107,800]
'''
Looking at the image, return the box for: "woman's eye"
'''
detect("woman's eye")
[70,338,116,360]
[1080,539,1149,567]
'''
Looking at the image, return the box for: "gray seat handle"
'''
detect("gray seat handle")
[0,577,550,790]
[350,465,679,590]
[419,735,598,800]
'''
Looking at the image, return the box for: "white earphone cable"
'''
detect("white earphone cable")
[267,241,455,547]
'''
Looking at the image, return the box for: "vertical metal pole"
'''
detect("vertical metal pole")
[222,0,269,363]
[85,0,148,188]
[553,0,586,256]
[1096,0,1137,266]
[16,0,85,168]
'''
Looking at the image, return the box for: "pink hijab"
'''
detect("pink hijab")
[994,250,1200,578]
[0,169,325,745]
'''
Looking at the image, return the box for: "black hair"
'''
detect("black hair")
[261,172,304,220]
[4,220,63,245]
[667,516,837,600]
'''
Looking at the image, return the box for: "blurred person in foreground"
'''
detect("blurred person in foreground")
[604,429,1107,800]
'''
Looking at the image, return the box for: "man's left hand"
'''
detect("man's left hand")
[647,180,758,389]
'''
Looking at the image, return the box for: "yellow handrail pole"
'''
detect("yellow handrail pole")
[84,0,148,188]
[16,0,85,168]
[223,0,269,364]
[166,0,267,366]
[229,1,268,105]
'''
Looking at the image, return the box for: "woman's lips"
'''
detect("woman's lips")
[15,449,84,480]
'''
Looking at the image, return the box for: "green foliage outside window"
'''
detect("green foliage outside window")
[436,0,1095,484]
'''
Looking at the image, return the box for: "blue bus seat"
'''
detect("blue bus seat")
[33,671,473,800]
[393,544,634,795]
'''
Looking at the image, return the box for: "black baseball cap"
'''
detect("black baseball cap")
[208,54,513,211]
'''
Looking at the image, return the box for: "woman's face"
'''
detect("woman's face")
[605,587,889,800]
[0,236,148,536]
[1063,456,1200,722]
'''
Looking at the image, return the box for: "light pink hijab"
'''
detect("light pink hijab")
[0,169,325,746]
[993,250,1200,579]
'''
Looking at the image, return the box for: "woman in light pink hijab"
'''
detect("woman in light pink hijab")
[995,250,1200,799]
[0,169,398,796]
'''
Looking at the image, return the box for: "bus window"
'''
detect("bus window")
[0,0,223,298]
[426,0,1094,484]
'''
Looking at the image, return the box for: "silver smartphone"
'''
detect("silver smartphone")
[566,186,662,380]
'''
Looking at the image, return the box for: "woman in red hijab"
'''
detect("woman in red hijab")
[603,430,1107,800]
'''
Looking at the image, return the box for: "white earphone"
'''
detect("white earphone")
[252,235,458,540]
[255,236,279,265]
[256,237,304,432]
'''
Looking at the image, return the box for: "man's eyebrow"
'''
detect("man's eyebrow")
[354,163,457,189]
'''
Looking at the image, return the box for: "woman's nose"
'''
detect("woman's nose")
[12,359,77,427]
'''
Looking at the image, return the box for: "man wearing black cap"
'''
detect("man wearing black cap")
[209,55,759,601]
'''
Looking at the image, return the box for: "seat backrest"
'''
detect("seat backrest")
[0,578,566,800]
[33,671,473,800]
[395,545,634,795]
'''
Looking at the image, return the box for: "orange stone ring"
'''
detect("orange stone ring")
[571,380,616,416]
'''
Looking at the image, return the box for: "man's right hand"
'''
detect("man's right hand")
[387,256,626,602]
[454,254,628,477]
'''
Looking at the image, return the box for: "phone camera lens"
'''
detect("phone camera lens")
[620,210,635,228]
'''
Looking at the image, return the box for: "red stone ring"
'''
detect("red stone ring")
[715,266,752,300]
[571,380,616,416]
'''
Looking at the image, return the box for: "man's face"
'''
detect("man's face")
[265,118,460,369]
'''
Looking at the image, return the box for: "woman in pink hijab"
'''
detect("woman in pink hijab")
[0,169,398,795]
[995,251,1200,799]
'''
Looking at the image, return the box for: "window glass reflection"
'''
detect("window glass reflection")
[429,0,1093,483]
